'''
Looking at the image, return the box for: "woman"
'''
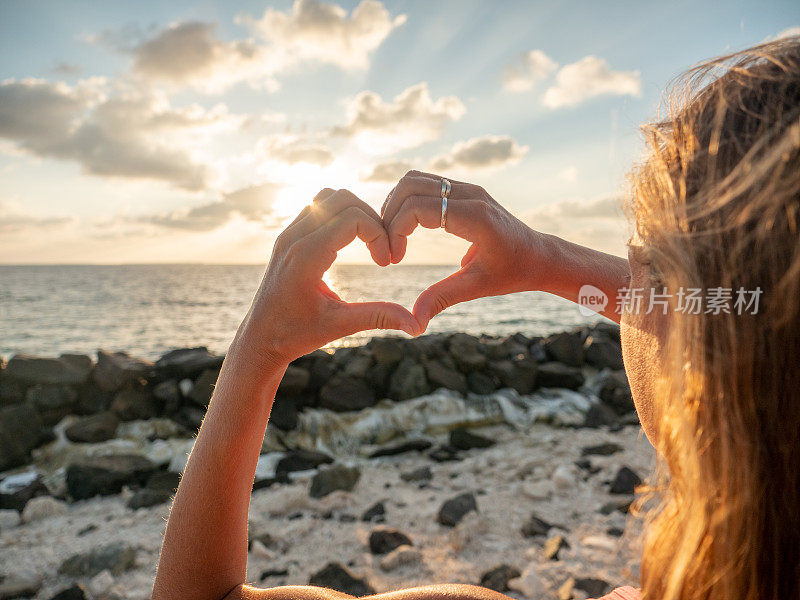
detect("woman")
[153,37,800,600]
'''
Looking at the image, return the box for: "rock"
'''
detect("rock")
[0,380,24,406]
[0,577,41,599]
[488,357,537,394]
[66,454,157,500]
[59,541,137,576]
[309,464,361,498]
[583,402,620,428]
[278,365,311,395]
[467,371,496,395]
[609,466,642,495]
[0,404,44,471]
[343,352,373,379]
[308,562,375,596]
[21,496,68,522]
[4,354,90,385]
[557,578,575,600]
[599,498,633,515]
[599,370,634,415]
[319,374,375,412]
[361,501,385,522]
[369,438,432,458]
[0,509,20,530]
[93,350,153,392]
[307,352,336,391]
[508,564,544,598]
[369,337,405,366]
[87,571,114,597]
[448,333,486,370]
[574,578,610,597]
[484,337,529,360]
[110,384,157,421]
[0,471,48,512]
[275,449,334,475]
[388,358,430,401]
[536,362,585,390]
[65,412,119,443]
[155,347,223,377]
[521,512,553,538]
[438,492,477,527]
[75,385,112,415]
[583,336,624,370]
[581,442,623,456]
[153,380,181,411]
[449,428,495,451]
[49,584,88,600]
[25,384,78,425]
[400,466,432,482]
[552,464,576,490]
[173,405,205,431]
[127,471,180,509]
[429,444,461,462]
[544,330,586,367]
[423,358,468,394]
[379,545,422,571]
[480,564,521,593]
[369,527,412,554]
[269,395,298,431]
[543,534,569,560]
[189,368,220,406]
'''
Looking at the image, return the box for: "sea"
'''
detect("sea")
[0,265,606,360]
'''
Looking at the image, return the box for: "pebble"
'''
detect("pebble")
[552,464,576,490]
[609,466,642,495]
[437,492,478,527]
[379,545,422,571]
[368,527,412,554]
[49,584,88,600]
[544,534,569,560]
[479,564,521,592]
[22,495,69,523]
[0,508,21,530]
[87,570,114,597]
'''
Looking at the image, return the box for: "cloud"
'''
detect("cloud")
[258,134,334,166]
[238,0,406,70]
[143,183,281,231]
[558,165,578,182]
[503,50,557,92]
[0,202,74,234]
[543,56,641,108]
[52,62,84,76]
[332,83,466,152]
[430,135,528,171]
[361,159,415,182]
[0,78,239,190]
[763,26,800,42]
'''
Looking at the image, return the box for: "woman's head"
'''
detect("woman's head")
[621,36,800,600]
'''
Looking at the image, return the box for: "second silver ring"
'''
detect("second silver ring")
[440,178,452,228]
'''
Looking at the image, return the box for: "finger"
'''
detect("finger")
[412,268,481,328]
[290,189,385,243]
[332,301,422,337]
[301,205,391,269]
[313,188,336,203]
[380,186,397,218]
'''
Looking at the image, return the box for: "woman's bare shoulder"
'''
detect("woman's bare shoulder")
[225,584,516,600]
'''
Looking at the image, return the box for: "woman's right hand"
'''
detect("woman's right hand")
[232,188,421,370]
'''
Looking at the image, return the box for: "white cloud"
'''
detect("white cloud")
[763,26,800,42]
[0,201,74,234]
[430,135,528,171]
[543,56,641,109]
[258,133,334,166]
[238,0,406,71]
[558,165,578,182]
[332,83,466,152]
[360,159,414,182]
[503,50,557,92]
[0,78,239,190]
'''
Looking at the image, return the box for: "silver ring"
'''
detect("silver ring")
[440,178,451,228]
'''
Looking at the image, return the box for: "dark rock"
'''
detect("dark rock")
[308,562,375,596]
[529,340,548,363]
[66,454,157,500]
[319,374,375,412]
[488,357,537,394]
[0,380,24,406]
[606,526,624,537]
[369,337,405,366]
[388,358,430,401]
[479,564,521,593]
[173,405,205,431]
[153,380,181,412]
[369,438,432,458]
[110,384,157,421]
[308,352,336,391]
[448,333,486,370]
[276,449,334,476]
[58,541,136,576]
[309,464,361,498]
[484,336,529,360]
[5,354,91,386]
[368,527,412,554]
[0,577,42,599]
[592,322,621,343]
[0,471,48,512]
[543,534,569,560]
[536,362,584,390]
[0,404,44,471]
[278,365,311,395]
[423,357,468,394]
[599,499,633,515]
[361,501,385,522]
[581,442,623,456]
[449,428,495,451]
[260,568,289,580]
[609,466,642,495]
[342,352,373,379]
[400,466,432,482]
[543,330,586,367]
[467,371,496,395]
[269,395,298,431]
[75,384,112,415]
[49,584,88,600]
[599,370,634,415]
[154,347,223,377]
[583,336,624,370]
[437,492,477,526]
[428,444,461,462]
[574,458,600,474]
[574,578,610,597]
[127,471,180,509]
[583,402,620,428]
[93,351,153,392]
[521,512,552,538]
[65,412,119,443]
[189,368,220,407]
[25,384,78,425]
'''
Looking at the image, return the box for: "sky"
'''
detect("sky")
[0,0,797,264]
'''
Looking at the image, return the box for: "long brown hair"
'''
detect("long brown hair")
[628,36,800,600]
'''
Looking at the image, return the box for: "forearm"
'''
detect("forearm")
[153,336,288,600]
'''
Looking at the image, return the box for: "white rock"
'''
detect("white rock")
[552,464,576,490]
[88,569,115,596]
[508,563,544,598]
[449,511,489,551]
[521,480,553,500]
[379,545,422,571]
[179,379,193,397]
[581,534,619,553]
[22,496,68,523]
[0,509,21,530]
[0,470,39,494]
[250,540,275,560]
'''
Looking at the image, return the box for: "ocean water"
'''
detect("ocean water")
[0,265,605,360]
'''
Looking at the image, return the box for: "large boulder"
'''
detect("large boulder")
[448,333,486,371]
[189,368,220,407]
[487,356,537,394]
[423,358,468,394]
[598,370,634,415]
[66,454,157,500]
[277,365,311,395]
[269,395,298,431]
[4,354,91,386]
[309,464,361,498]
[0,404,44,471]
[93,351,153,393]
[127,471,180,509]
[368,337,405,366]
[25,384,78,425]
[543,330,587,367]
[583,335,624,370]
[0,379,24,407]
[65,412,120,443]
[110,385,157,421]
[319,374,375,412]
[154,347,224,378]
[388,358,430,401]
[536,362,585,390]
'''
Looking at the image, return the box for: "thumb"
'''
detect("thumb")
[336,301,422,337]
[413,268,479,329]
